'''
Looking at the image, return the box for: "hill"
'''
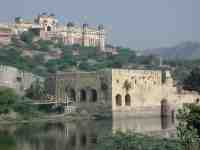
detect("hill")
[142,41,200,60]
[0,32,161,77]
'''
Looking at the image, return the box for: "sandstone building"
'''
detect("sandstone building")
[13,13,106,51]
[0,25,13,45]
[46,69,199,116]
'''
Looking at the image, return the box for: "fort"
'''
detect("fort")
[0,13,106,51]
[46,69,199,117]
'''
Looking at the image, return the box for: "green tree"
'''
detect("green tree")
[0,88,19,114]
[177,104,200,150]
[183,67,200,93]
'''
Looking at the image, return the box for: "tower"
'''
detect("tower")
[82,23,89,47]
[35,13,58,32]
[98,24,105,51]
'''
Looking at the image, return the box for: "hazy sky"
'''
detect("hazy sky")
[0,0,199,49]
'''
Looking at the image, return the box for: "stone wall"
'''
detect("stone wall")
[111,69,162,112]
[0,65,42,95]
[111,69,199,116]
[47,69,199,117]
[52,70,112,106]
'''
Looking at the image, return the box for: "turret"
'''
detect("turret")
[98,24,105,51]
[82,23,89,46]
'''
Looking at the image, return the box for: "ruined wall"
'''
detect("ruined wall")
[0,65,42,95]
[47,69,199,117]
[111,69,199,116]
[111,69,162,111]
[54,70,112,107]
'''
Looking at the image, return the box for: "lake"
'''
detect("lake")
[0,116,176,150]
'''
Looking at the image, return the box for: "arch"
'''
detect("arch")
[80,89,87,102]
[125,94,131,106]
[90,89,98,102]
[116,94,122,106]
[47,26,51,31]
[69,89,76,102]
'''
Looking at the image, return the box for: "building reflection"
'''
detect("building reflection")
[9,120,111,150]
[112,112,176,136]
[0,116,176,150]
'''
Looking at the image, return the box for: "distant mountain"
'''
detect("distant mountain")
[142,41,200,60]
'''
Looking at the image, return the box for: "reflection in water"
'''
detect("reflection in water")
[0,116,176,150]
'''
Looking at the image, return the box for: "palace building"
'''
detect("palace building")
[0,25,13,45]
[13,13,106,51]
[45,69,199,117]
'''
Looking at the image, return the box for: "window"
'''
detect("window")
[125,94,131,106]
[116,94,122,106]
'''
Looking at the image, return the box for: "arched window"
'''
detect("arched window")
[80,89,87,102]
[90,89,98,102]
[116,94,122,106]
[47,26,51,31]
[125,94,131,106]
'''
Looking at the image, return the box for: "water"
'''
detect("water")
[0,116,176,150]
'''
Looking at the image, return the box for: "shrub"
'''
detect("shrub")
[0,88,19,114]
[97,132,183,150]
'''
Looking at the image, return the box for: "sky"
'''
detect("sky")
[0,0,199,49]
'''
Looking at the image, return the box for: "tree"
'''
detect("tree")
[177,68,200,149]
[183,67,200,93]
[0,88,19,114]
[177,104,200,150]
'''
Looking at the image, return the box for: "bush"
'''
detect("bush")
[97,132,183,150]
[13,97,39,117]
[0,88,19,114]
[177,104,200,150]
